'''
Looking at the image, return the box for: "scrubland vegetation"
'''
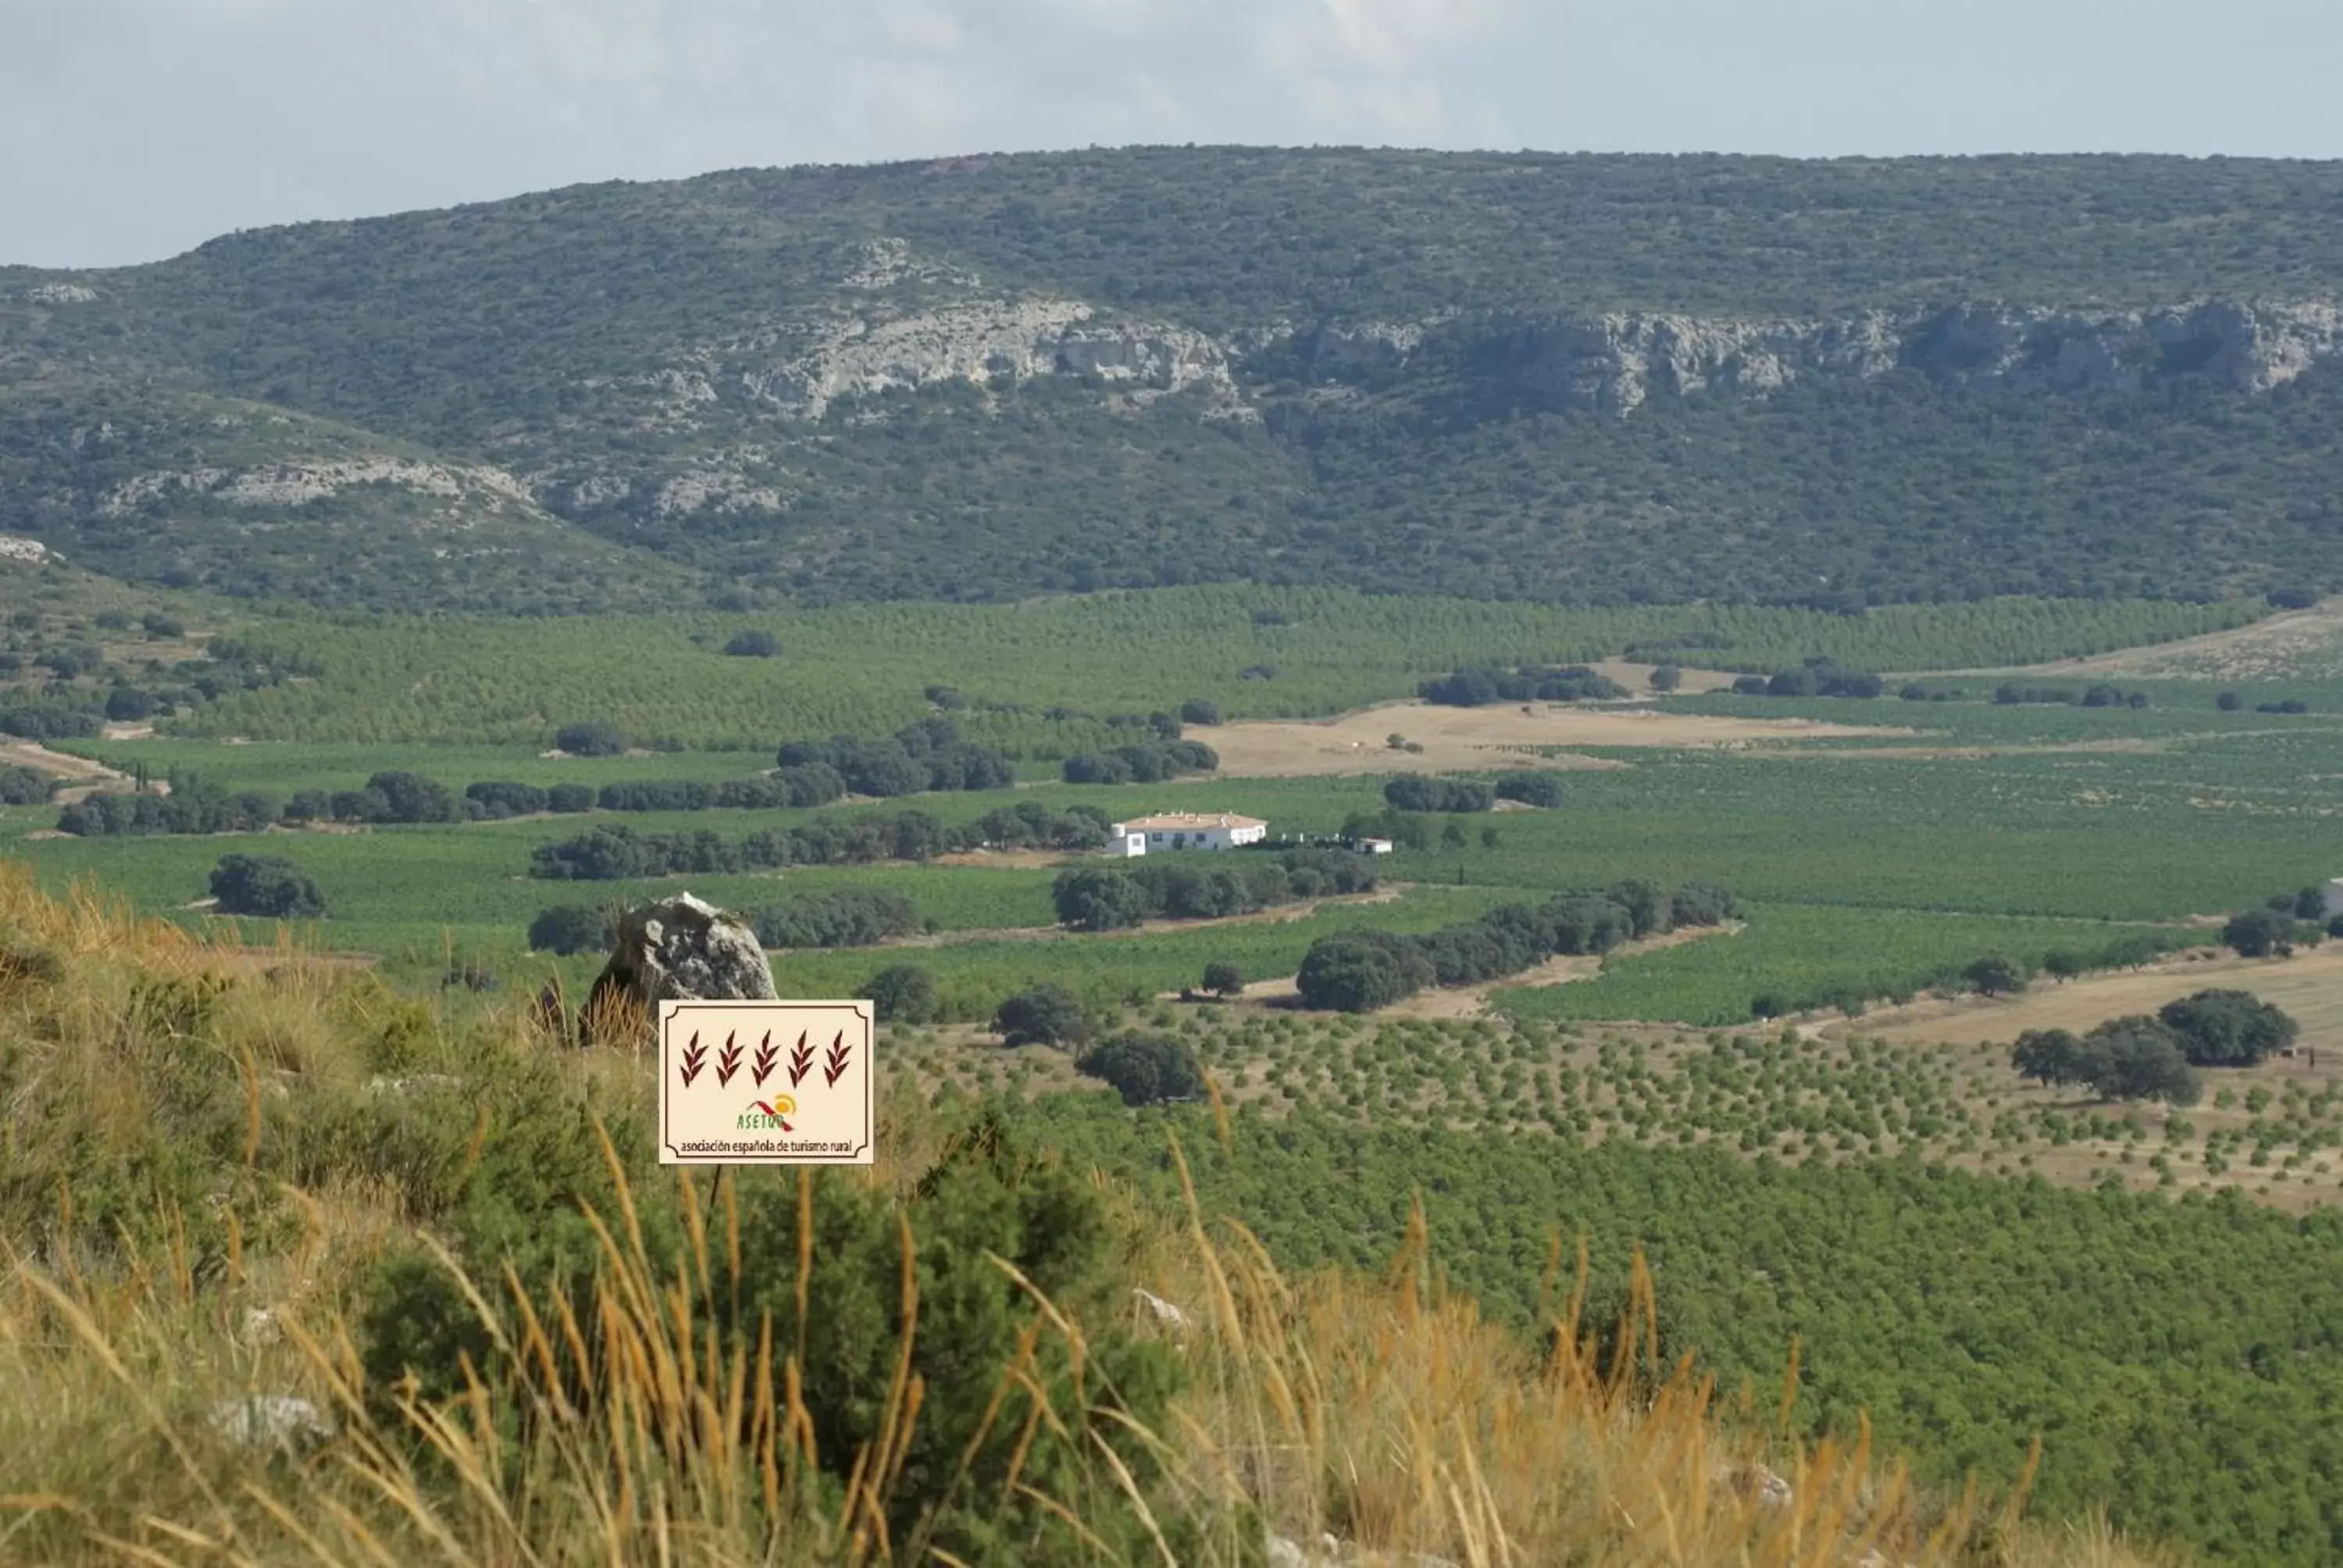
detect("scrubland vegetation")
[0,864,2181,1568]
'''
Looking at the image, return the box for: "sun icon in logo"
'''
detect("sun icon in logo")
[749,1093,798,1129]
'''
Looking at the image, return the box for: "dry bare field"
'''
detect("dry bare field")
[1587,657,1746,694]
[1837,943,2343,1057]
[0,738,155,804]
[1198,700,1910,779]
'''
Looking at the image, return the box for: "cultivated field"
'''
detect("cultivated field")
[1910,596,2343,682]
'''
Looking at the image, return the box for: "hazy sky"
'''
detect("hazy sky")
[6,0,2341,269]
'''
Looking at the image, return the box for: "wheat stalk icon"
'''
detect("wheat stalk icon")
[715,1032,744,1087]
[750,1032,779,1087]
[786,1030,815,1089]
[823,1030,854,1088]
[678,1032,707,1089]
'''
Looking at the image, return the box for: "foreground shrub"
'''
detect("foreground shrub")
[359,1113,1188,1568]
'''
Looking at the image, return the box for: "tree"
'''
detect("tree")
[1200,960,1246,999]
[1649,665,1681,693]
[993,985,1090,1047]
[2216,691,2244,711]
[2294,886,2330,920]
[1384,777,1493,813]
[0,766,53,806]
[1479,825,1501,850]
[1668,882,1741,927]
[1054,868,1154,932]
[2224,908,2293,958]
[865,964,938,1025]
[366,770,459,824]
[555,720,629,757]
[754,889,922,948]
[2012,1028,2087,1086]
[547,782,597,813]
[2077,1017,2201,1105]
[527,903,612,955]
[1075,1032,1206,1106]
[1604,879,1672,939]
[1493,772,1564,808]
[722,629,779,657]
[2157,989,2299,1067]
[2040,949,2087,982]
[1439,819,1467,849]
[468,780,551,819]
[1178,698,1221,725]
[105,686,156,722]
[1964,954,2027,996]
[209,854,326,918]
[1296,931,1432,1012]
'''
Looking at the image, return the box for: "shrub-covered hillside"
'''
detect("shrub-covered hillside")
[0,859,2177,1566]
[5,149,2343,611]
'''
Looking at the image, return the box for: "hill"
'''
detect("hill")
[0,861,2174,1566]
[5,148,2343,611]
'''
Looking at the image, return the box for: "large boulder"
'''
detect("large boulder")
[581,893,776,1043]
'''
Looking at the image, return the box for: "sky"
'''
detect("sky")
[5,0,2341,269]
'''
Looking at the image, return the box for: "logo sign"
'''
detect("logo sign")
[658,1000,874,1165]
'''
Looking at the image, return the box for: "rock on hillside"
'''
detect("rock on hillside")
[582,894,777,1042]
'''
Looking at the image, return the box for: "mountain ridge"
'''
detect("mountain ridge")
[5,148,2342,612]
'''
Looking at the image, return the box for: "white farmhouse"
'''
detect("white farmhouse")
[1107,811,1268,857]
[2323,878,2343,919]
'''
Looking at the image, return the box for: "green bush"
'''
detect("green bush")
[360,1112,1186,1568]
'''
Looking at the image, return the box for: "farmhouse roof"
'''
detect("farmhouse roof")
[1114,812,1268,832]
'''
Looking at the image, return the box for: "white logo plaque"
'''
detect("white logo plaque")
[657,1000,875,1165]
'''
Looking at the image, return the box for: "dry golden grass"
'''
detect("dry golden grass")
[0,860,2185,1566]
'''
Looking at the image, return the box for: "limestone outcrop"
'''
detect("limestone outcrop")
[581,893,777,1042]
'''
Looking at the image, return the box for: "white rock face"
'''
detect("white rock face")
[1435,298,2343,415]
[747,298,1233,419]
[98,457,533,516]
[841,236,975,292]
[1487,313,1821,415]
[27,283,98,305]
[0,534,52,565]
[654,469,786,518]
